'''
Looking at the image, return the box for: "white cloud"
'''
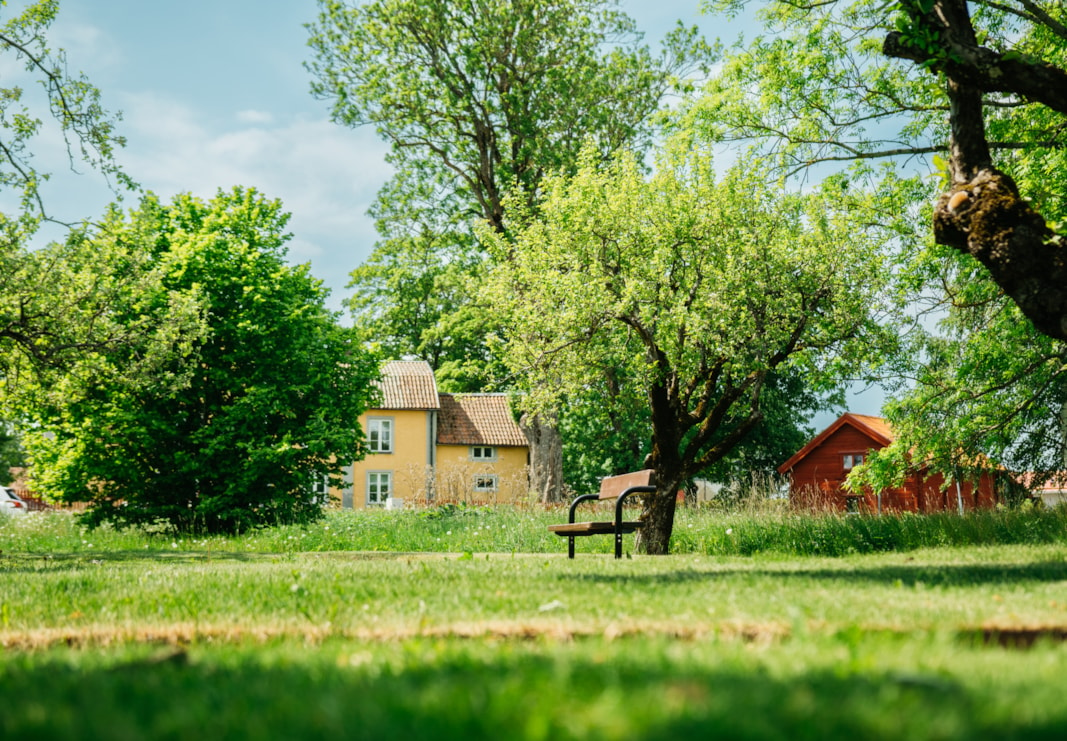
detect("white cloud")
[236,109,274,126]
[52,19,124,72]
[113,92,392,306]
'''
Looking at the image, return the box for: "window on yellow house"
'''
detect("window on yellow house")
[470,445,496,462]
[311,473,331,505]
[473,475,498,493]
[367,417,393,453]
[367,471,392,505]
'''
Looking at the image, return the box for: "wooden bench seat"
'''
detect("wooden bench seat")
[548,470,656,558]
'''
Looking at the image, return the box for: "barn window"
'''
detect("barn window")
[843,453,864,471]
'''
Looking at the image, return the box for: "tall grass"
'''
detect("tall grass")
[3,503,1066,557]
[672,505,1067,556]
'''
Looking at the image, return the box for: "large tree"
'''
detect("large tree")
[700,0,1067,342]
[694,0,1067,489]
[308,0,714,500]
[21,189,380,534]
[307,0,713,383]
[486,145,895,553]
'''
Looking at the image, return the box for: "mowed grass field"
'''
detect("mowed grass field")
[3,508,1067,740]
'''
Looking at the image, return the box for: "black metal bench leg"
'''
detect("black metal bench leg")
[615,529,623,559]
[569,535,575,559]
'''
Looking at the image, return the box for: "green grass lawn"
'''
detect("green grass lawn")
[3,509,1067,739]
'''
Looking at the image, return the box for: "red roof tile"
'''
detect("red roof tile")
[437,394,528,447]
[377,360,440,410]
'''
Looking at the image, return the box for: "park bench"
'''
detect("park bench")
[548,469,657,558]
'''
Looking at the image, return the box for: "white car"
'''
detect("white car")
[0,487,28,516]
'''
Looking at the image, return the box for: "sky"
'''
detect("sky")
[30,0,728,307]
[16,0,882,424]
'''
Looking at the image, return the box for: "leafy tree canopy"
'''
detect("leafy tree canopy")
[485,143,899,552]
[694,0,1067,339]
[20,189,380,533]
[693,0,1067,493]
[307,0,715,385]
[0,1,181,389]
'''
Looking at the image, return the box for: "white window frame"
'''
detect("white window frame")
[843,453,865,471]
[367,471,392,506]
[367,417,394,454]
[470,445,497,462]
[311,473,331,500]
[473,474,499,493]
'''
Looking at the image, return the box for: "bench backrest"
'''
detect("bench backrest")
[597,469,656,500]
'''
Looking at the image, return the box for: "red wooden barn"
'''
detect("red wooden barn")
[777,413,998,514]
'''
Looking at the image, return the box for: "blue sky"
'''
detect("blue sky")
[31,0,727,308]
[19,0,880,423]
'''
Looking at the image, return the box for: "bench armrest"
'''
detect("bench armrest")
[615,485,656,526]
[567,493,600,524]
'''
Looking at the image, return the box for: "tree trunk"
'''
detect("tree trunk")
[520,412,564,504]
[634,486,679,555]
[933,169,1067,341]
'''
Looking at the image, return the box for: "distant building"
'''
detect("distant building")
[1016,473,1067,508]
[332,360,530,509]
[778,413,998,514]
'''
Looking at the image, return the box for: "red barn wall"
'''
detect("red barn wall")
[789,425,883,512]
[787,424,998,514]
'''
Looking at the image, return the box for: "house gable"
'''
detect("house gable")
[778,413,893,475]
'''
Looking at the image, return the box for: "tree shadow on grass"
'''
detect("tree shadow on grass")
[560,560,1067,589]
[0,550,263,574]
[1,641,1064,741]
[0,550,495,575]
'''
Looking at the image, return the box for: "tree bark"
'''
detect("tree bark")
[520,412,564,503]
[884,0,1067,341]
[634,487,678,556]
[933,169,1067,340]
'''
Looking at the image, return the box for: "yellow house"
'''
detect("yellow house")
[433,393,531,505]
[340,360,530,509]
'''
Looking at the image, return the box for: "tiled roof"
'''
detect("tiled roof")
[377,360,440,410]
[437,394,529,447]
